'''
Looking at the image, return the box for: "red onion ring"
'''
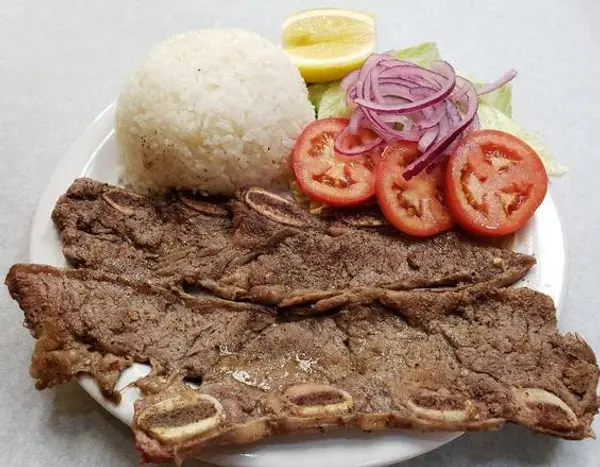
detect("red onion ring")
[334,128,383,156]
[477,69,517,95]
[403,79,478,179]
[354,62,456,113]
[334,53,515,179]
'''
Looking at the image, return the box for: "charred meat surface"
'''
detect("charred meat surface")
[52,180,535,310]
[6,264,598,464]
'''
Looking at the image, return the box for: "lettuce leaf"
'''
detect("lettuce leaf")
[307,83,330,112]
[477,83,513,117]
[460,70,513,117]
[477,104,567,176]
[395,41,441,67]
[317,84,351,119]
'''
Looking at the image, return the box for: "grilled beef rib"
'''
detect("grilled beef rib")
[52,179,536,310]
[6,264,598,464]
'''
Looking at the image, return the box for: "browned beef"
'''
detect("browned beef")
[51,177,237,285]
[6,264,598,464]
[52,179,535,310]
[221,188,534,309]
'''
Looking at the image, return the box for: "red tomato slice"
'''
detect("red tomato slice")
[445,130,548,236]
[293,118,379,207]
[375,141,454,237]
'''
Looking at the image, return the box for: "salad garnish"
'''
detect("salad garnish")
[284,9,567,238]
[307,42,566,177]
[333,54,514,180]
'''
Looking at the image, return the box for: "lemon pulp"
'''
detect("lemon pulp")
[282,8,376,83]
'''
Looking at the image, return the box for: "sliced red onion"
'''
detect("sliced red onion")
[380,96,412,105]
[409,85,439,100]
[357,54,388,84]
[362,107,421,141]
[370,66,384,103]
[341,69,360,90]
[334,111,383,156]
[419,127,439,152]
[379,83,414,100]
[347,109,363,134]
[442,137,461,157]
[354,91,448,113]
[445,100,461,127]
[381,60,450,82]
[379,113,408,124]
[437,108,450,139]
[334,53,516,178]
[477,69,517,96]
[403,79,478,179]
[450,77,471,101]
[362,71,374,101]
[354,62,456,113]
[377,76,420,88]
[415,104,446,129]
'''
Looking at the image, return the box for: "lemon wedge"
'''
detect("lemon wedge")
[282,8,376,83]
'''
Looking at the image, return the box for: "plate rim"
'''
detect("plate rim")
[27,102,566,467]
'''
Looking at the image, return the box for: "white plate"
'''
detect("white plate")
[29,103,567,467]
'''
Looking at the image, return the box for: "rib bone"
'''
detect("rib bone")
[243,187,310,228]
[513,387,579,432]
[102,189,144,215]
[278,383,354,417]
[406,393,476,422]
[5,263,598,465]
[137,391,226,443]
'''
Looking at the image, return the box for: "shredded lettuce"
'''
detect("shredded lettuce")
[305,41,566,176]
[395,41,441,67]
[478,104,567,176]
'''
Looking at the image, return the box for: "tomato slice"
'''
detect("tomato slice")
[375,141,454,237]
[445,130,548,236]
[293,118,378,207]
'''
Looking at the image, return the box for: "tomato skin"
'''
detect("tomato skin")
[292,118,379,207]
[375,141,454,237]
[445,130,548,237]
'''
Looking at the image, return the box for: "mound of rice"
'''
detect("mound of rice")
[115,29,315,195]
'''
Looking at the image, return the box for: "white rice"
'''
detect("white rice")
[115,29,315,195]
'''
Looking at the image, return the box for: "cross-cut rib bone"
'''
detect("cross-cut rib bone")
[405,393,476,422]
[268,383,354,417]
[242,188,312,228]
[137,390,226,443]
[5,264,598,464]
